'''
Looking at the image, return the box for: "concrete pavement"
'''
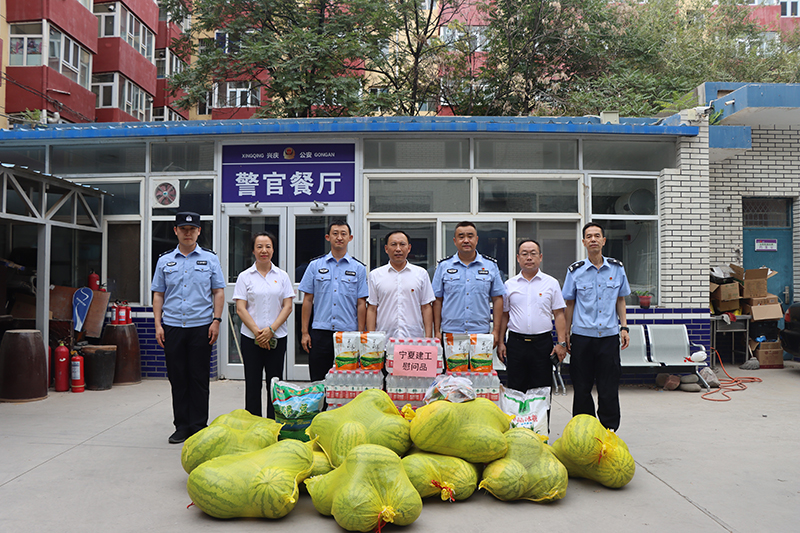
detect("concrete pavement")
[2,362,799,532]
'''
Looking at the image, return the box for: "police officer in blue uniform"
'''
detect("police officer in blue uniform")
[432,221,505,345]
[152,212,225,444]
[562,222,631,431]
[298,220,368,381]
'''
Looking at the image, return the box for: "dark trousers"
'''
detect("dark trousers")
[505,331,554,392]
[569,333,622,431]
[241,335,287,419]
[308,329,335,382]
[505,331,554,431]
[163,324,212,434]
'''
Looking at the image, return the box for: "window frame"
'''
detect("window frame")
[74,177,146,304]
[9,23,44,67]
[588,172,661,305]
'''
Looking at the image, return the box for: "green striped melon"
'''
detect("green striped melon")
[186,439,313,519]
[305,444,422,531]
[551,414,635,489]
[410,398,511,463]
[298,440,334,492]
[181,409,282,473]
[401,450,481,501]
[306,389,411,467]
[479,427,567,502]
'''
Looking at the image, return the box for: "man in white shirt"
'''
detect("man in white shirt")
[367,230,435,338]
[499,239,567,397]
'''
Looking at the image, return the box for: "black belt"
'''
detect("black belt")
[508,330,551,341]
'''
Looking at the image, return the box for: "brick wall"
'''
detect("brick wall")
[660,121,710,308]
[709,125,800,300]
[129,307,219,380]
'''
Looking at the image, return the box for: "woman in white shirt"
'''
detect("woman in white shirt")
[233,232,294,419]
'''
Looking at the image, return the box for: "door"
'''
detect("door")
[742,198,793,327]
[221,205,352,380]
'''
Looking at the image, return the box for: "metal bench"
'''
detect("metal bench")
[646,324,710,390]
[553,324,690,392]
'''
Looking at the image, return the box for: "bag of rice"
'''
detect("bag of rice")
[271,378,326,441]
[333,331,360,370]
[359,331,387,370]
[444,333,470,372]
[469,333,494,372]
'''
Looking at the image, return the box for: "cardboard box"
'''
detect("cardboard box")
[746,294,779,306]
[711,282,740,301]
[712,298,740,313]
[729,264,777,299]
[749,340,784,369]
[743,303,783,321]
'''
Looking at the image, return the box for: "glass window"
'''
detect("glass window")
[364,139,469,169]
[369,178,470,213]
[592,219,658,305]
[591,177,657,216]
[92,73,116,108]
[583,140,675,171]
[442,221,510,281]
[479,178,579,213]
[475,139,577,170]
[151,219,214,276]
[51,143,146,174]
[10,23,43,66]
[369,221,436,277]
[227,216,280,283]
[51,227,102,288]
[151,179,214,216]
[743,198,791,228]
[151,142,215,172]
[106,223,141,302]
[514,221,578,287]
[89,182,141,215]
[6,178,32,216]
[294,216,339,283]
[0,147,46,171]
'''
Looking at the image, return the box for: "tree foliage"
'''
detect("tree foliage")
[563,0,800,116]
[164,0,800,118]
[163,0,393,117]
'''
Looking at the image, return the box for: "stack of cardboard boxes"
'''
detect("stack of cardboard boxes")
[710,264,784,369]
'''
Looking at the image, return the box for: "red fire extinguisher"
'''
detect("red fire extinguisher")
[114,301,129,324]
[71,350,85,393]
[88,269,100,291]
[55,342,70,392]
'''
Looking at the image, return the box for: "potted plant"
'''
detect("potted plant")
[633,290,652,309]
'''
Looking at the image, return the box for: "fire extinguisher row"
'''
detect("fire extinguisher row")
[51,341,86,393]
[111,301,133,324]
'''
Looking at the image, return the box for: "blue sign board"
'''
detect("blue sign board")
[222,144,355,203]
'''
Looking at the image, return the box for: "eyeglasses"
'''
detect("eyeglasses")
[518,251,539,257]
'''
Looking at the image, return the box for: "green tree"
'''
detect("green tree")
[362,0,469,115]
[467,0,623,116]
[563,0,800,116]
[163,0,392,118]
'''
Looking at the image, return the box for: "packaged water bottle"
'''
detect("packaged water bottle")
[489,371,500,401]
[386,337,396,370]
[324,370,333,400]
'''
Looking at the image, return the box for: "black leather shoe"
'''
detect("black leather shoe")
[168,430,188,444]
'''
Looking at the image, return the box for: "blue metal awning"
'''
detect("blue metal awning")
[0,116,699,141]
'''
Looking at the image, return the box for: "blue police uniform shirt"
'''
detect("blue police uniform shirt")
[151,245,226,328]
[561,256,631,338]
[298,252,368,332]
[432,252,505,334]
